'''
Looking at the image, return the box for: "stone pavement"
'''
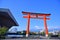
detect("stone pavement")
[1,38,60,40]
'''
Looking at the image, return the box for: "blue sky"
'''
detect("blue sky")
[0,0,60,32]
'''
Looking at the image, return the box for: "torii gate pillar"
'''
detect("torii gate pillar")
[44,15,48,37]
[26,14,30,37]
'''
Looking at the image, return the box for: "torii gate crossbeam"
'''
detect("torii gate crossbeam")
[22,11,51,37]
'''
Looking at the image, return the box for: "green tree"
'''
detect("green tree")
[41,32,45,36]
[0,26,8,38]
[48,33,53,37]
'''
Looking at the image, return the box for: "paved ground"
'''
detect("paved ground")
[1,38,60,40]
[1,35,60,40]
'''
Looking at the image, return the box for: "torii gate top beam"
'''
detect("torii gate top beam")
[22,11,51,16]
[22,11,51,20]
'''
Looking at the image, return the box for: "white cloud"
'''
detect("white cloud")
[35,26,40,29]
[35,26,60,30]
[35,26,43,29]
[47,26,60,30]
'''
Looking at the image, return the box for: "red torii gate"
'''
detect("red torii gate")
[22,11,51,37]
